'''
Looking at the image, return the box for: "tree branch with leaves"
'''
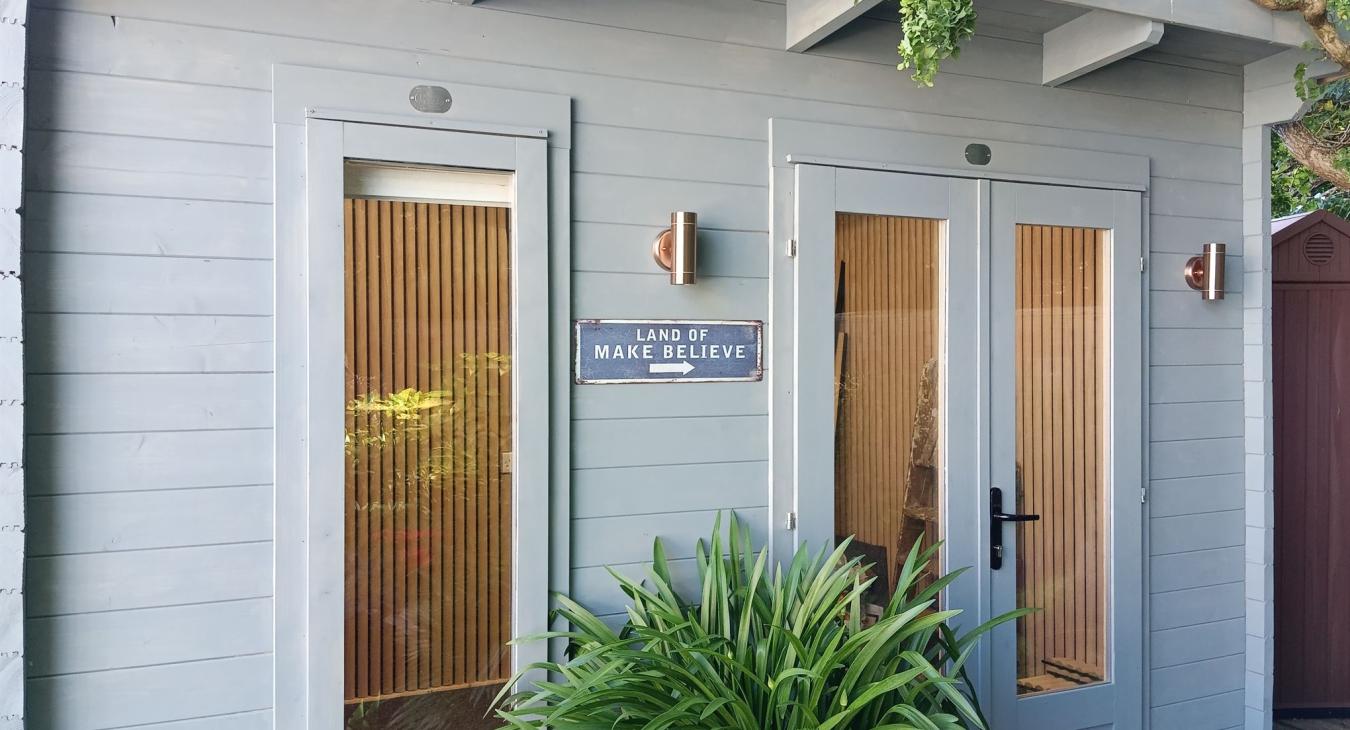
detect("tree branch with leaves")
[1248,0,1350,201]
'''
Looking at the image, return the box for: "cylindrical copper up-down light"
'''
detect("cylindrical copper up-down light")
[1183,242,1226,300]
[652,211,698,285]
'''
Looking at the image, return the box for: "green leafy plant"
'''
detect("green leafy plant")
[1273,128,1350,218]
[492,514,1028,729]
[896,0,977,86]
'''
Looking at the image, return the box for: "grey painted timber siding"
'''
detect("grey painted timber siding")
[21,1,1252,727]
[1,1,25,728]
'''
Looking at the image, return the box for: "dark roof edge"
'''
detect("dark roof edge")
[1272,209,1350,247]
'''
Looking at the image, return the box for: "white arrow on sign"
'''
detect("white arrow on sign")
[649,361,695,376]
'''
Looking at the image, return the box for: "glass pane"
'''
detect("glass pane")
[833,212,941,616]
[343,193,513,729]
[1014,224,1107,696]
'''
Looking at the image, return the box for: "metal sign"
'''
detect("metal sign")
[574,319,763,384]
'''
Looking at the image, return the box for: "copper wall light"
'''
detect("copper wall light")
[653,211,698,285]
[1184,242,1226,301]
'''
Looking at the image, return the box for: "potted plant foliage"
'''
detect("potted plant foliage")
[492,514,1026,729]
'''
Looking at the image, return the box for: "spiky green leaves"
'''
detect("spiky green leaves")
[492,513,1029,729]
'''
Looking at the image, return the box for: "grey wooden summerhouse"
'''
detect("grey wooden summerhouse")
[0,1,1326,728]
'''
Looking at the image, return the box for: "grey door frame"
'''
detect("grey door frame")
[272,66,572,730]
[769,118,1150,567]
[769,116,1151,723]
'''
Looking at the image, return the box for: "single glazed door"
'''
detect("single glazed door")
[792,165,984,655]
[987,181,1144,729]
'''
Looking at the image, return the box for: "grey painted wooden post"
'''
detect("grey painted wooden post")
[1241,47,1330,730]
[0,1,24,728]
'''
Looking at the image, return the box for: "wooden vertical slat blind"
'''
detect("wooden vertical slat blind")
[1013,224,1106,691]
[833,213,939,591]
[344,198,513,705]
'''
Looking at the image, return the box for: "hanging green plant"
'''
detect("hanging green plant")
[896,0,977,86]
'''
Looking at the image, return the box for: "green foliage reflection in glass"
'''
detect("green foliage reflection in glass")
[346,351,510,504]
[493,514,1029,730]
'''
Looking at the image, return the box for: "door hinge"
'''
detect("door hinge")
[1140,256,1147,273]
[787,238,797,258]
[1141,486,1147,504]
[785,511,798,530]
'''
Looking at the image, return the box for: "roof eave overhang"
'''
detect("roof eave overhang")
[786,0,1311,56]
[1044,0,1312,48]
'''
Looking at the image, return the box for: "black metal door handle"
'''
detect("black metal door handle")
[993,512,1041,523]
[991,486,1039,570]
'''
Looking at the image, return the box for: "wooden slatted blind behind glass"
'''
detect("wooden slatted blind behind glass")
[833,213,939,592]
[1013,224,1106,691]
[343,198,513,704]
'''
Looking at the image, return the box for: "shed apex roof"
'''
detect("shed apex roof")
[1272,210,1350,246]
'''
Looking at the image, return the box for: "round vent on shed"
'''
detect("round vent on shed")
[1305,233,1336,266]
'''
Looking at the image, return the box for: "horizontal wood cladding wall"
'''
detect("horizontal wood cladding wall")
[22,1,1246,727]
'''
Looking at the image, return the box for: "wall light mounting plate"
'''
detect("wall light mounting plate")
[652,229,677,271]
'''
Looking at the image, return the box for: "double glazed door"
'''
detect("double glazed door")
[792,166,1143,728]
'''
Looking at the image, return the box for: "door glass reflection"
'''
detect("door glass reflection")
[343,189,513,728]
[833,213,941,616]
[1014,224,1108,695]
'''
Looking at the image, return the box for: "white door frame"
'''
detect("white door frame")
[271,66,572,730]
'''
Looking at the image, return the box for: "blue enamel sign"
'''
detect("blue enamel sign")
[574,319,763,384]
